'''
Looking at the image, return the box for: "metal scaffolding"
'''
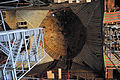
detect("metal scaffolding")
[0,28,45,80]
[0,11,45,80]
[0,0,18,5]
[104,24,120,71]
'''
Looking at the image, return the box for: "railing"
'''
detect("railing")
[0,10,46,80]
[0,28,45,80]
[104,24,120,71]
[0,0,18,5]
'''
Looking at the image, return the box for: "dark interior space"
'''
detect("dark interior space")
[115,0,120,7]
[54,8,86,59]
[113,69,120,79]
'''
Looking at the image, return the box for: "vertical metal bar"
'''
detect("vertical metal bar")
[34,30,38,62]
[12,70,15,80]
[14,32,24,80]
[14,32,23,79]
[30,30,35,55]
[14,33,23,65]
[39,30,42,58]
[41,29,45,57]
[0,10,6,31]
[12,33,17,48]
[38,33,42,59]
[36,30,40,61]
[7,33,17,80]
[3,56,9,80]
[0,10,8,56]
[24,32,30,69]
[21,54,24,73]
